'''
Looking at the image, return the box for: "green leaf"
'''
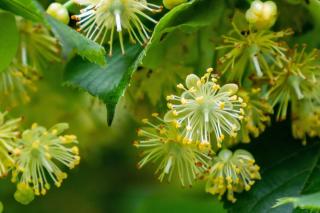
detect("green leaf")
[151,0,224,40]
[273,192,320,211]
[227,122,320,213]
[0,0,42,22]
[150,0,224,41]
[0,11,19,73]
[45,15,106,66]
[143,0,225,69]
[64,44,143,125]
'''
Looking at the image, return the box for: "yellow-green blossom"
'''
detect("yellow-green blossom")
[0,61,38,108]
[226,88,273,145]
[165,69,246,148]
[134,113,211,186]
[217,21,293,82]
[266,46,320,121]
[205,149,261,203]
[12,123,80,196]
[17,18,60,71]
[0,111,21,177]
[72,0,162,55]
[292,100,320,145]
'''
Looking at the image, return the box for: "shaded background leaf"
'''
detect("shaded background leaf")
[0,11,19,73]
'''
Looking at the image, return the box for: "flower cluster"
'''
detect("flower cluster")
[205,149,261,202]
[0,61,38,108]
[216,2,320,144]
[217,12,293,83]
[165,69,246,149]
[134,68,260,195]
[17,18,61,71]
[11,123,80,196]
[266,46,320,121]
[226,88,273,145]
[292,100,320,145]
[0,110,80,204]
[134,113,211,186]
[72,0,162,55]
[0,112,21,177]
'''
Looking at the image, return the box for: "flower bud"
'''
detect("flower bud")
[245,0,277,30]
[47,3,70,24]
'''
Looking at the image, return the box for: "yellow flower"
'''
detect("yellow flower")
[12,123,80,196]
[135,114,211,186]
[72,0,162,55]
[205,149,261,203]
[165,69,246,148]
[0,111,21,177]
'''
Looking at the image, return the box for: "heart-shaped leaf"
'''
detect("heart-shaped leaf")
[64,44,144,125]
[0,11,19,73]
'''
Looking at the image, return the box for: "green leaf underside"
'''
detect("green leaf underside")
[145,0,223,59]
[0,0,42,22]
[45,15,106,66]
[142,0,224,71]
[274,192,320,210]
[0,11,19,73]
[227,122,320,213]
[64,44,144,125]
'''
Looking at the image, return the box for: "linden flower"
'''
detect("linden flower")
[11,123,80,196]
[205,149,261,203]
[0,111,21,177]
[134,114,211,186]
[17,18,60,71]
[266,46,320,121]
[165,69,246,148]
[245,0,277,30]
[217,21,293,82]
[226,88,273,145]
[0,61,38,108]
[292,100,320,145]
[72,0,162,55]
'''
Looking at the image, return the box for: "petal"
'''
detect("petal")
[186,74,200,89]
[219,84,239,95]
[263,1,277,17]
[164,110,176,122]
[245,10,258,23]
